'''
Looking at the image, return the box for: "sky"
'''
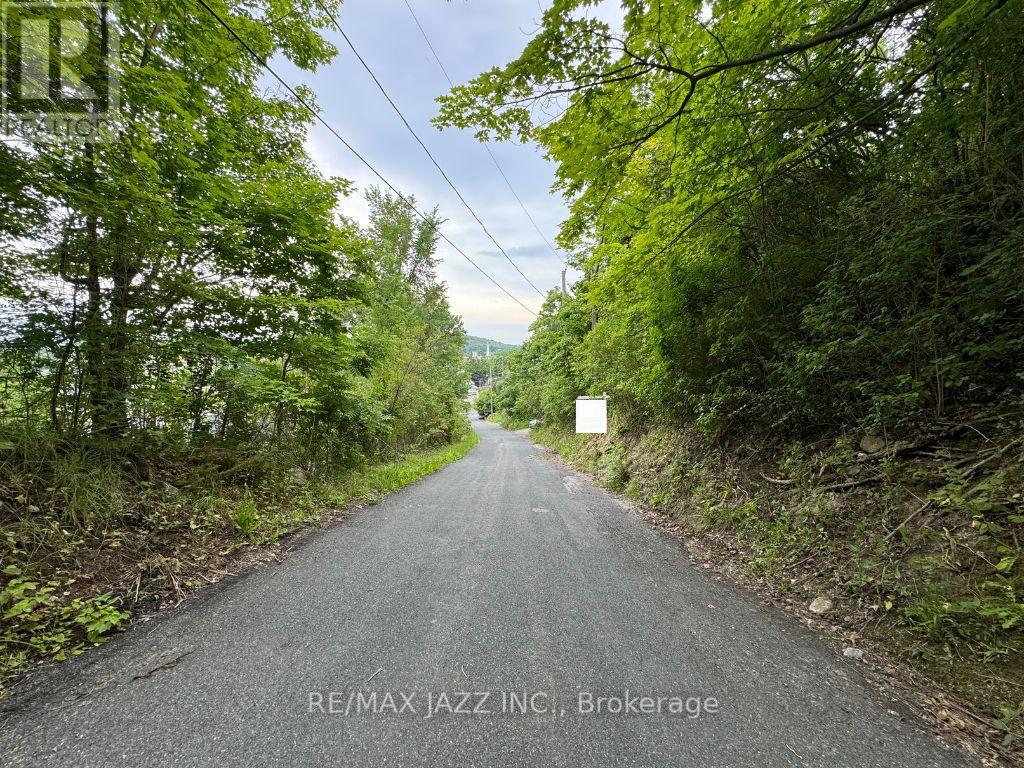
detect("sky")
[275,0,587,345]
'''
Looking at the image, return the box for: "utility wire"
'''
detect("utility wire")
[401,0,563,264]
[193,0,538,317]
[312,0,548,300]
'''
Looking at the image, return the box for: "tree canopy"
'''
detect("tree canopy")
[440,0,1024,435]
[0,0,468,464]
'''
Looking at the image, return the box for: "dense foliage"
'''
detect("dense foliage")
[0,1,468,467]
[439,0,1024,436]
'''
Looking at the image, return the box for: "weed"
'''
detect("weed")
[1,567,129,677]
[598,445,630,490]
[231,494,259,539]
[994,701,1024,748]
[897,576,1024,661]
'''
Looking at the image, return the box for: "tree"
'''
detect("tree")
[360,188,468,452]
[436,0,1024,435]
[2,1,346,437]
[1,1,469,470]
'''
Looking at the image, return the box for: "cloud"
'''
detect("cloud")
[289,0,576,340]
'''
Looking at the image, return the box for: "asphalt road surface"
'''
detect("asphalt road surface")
[1,420,972,767]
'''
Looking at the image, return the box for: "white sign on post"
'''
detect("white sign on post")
[575,397,607,434]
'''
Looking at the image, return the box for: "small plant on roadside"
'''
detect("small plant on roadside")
[598,445,630,490]
[1,566,129,679]
[994,700,1024,748]
[231,494,260,540]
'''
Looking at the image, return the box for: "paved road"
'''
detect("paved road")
[1,420,971,767]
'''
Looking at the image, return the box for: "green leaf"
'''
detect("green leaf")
[995,557,1017,573]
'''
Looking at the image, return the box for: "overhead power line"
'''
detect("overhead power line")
[401,0,564,264]
[312,0,547,300]
[193,0,538,318]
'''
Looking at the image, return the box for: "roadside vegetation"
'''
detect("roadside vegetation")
[489,413,529,431]
[0,431,478,690]
[530,421,1023,752]
[439,0,1024,758]
[1,2,471,689]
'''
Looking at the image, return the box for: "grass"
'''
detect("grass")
[324,430,480,507]
[0,428,480,692]
[488,412,530,431]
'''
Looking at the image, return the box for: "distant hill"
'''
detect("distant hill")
[463,335,518,357]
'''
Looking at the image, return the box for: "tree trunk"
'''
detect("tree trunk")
[82,212,109,436]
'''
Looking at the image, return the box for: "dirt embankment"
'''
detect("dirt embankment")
[532,414,1024,766]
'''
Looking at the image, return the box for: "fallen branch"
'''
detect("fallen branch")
[790,566,829,587]
[820,476,883,493]
[883,497,933,543]
[952,447,997,468]
[759,471,884,493]
[961,436,1023,480]
[884,438,1022,543]
[785,551,819,570]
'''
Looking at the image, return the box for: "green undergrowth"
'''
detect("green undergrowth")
[322,430,480,507]
[0,429,479,691]
[488,412,529,431]
[530,419,1024,749]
